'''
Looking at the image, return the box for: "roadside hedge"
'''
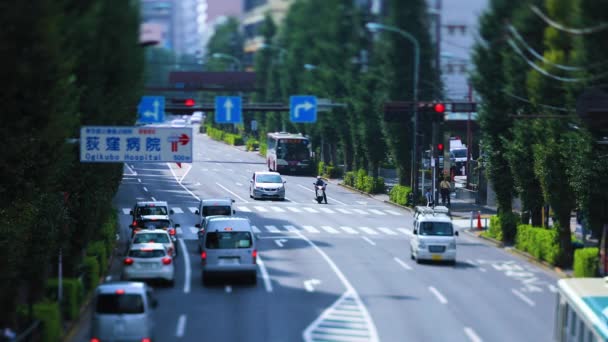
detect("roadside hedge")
[344,171,355,187]
[33,301,61,342]
[82,256,100,292]
[87,241,108,275]
[389,185,412,206]
[223,133,244,146]
[574,247,599,277]
[99,212,117,257]
[318,162,342,179]
[206,125,224,141]
[259,142,267,157]
[342,169,384,194]
[246,139,259,151]
[515,224,560,265]
[45,278,84,321]
[485,215,503,241]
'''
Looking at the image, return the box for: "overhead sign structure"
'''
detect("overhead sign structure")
[80,126,193,163]
[215,96,242,124]
[138,96,165,123]
[290,95,317,123]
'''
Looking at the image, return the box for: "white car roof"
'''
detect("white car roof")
[254,171,281,176]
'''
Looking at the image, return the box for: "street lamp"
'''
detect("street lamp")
[366,22,421,198]
[303,63,318,71]
[211,52,242,71]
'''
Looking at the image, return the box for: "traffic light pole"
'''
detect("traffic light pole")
[432,121,438,205]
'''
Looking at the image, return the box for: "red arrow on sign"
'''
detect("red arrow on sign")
[178,134,190,145]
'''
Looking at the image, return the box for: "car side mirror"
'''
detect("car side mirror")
[169,209,174,215]
[455,231,459,236]
[413,229,417,235]
[195,224,201,228]
[195,210,200,215]
[174,224,180,228]
[232,199,235,203]
[250,179,253,183]
[233,210,236,214]
[129,210,133,215]
[283,180,286,184]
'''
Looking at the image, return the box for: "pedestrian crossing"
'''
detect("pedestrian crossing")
[177,224,412,238]
[121,205,405,217]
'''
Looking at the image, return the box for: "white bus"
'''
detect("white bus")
[555,277,608,341]
[266,132,312,175]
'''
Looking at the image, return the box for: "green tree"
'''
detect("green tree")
[206,17,244,71]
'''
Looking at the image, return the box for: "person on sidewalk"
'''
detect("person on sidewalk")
[424,188,434,207]
[440,177,451,206]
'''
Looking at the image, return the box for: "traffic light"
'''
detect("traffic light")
[184,98,195,107]
[437,143,444,153]
[418,102,446,121]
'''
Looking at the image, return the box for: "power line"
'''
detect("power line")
[501,89,569,112]
[530,5,608,35]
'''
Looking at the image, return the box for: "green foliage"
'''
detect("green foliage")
[389,185,412,206]
[207,125,225,141]
[259,142,268,157]
[99,211,117,257]
[246,139,259,151]
[206,126,243,146]
[574,248,599,278]
[82,256,100,293]
[344,171,356,187]
[486,215,503,241]
[355,169,368,190]
[87,241,108,275]
[317,161,326,178]
[318,162,342,179]
[223,133,244,146]
[45,278,84,321]
[515,224,560,265]
[33,301,61,342]
[205,17,244,71]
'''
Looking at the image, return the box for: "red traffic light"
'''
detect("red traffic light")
[434,103,445,113]
[437,143,444,152]
[184,98,195,107]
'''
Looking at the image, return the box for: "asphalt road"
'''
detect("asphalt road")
[69,127,558,342]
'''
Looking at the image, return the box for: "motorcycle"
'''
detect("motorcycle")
[314,183,327,204]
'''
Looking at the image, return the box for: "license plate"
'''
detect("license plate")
[219,258,239,265]
[431,255,443,261]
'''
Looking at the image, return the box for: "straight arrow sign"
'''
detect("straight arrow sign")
[224,98,233,122]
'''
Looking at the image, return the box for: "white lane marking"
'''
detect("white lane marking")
[178,238,191,294]
[236,182,243,186]
[143,187,148,192]
[254,206,269,212]
[303,225,320,233]
[122,208,131,215]
[265,225,280,233]
[377,227,397,235]
[359,227,379,235]
[151,197,157,202]
[227,169,234,172]
[287,207,302,213]
[216,182,247,202]
[202,168,209,172]
[225,285,232,293]
[336,208,352,214]
[512,289,536,307]
[215,163,221,166]
[257,254,273,293]
[125,164,138,176]
[274,239,287,247]
[270,207,285,213]
[298,231,379,342]
[318,207,335,214]
[297,184,347,205]
[385,209,403,216]
[188,207,198,213]
[464,327,483,342]
[252,225,261,233]
[172,207,184,214]
[303,279,321,292]
[339,226,358,234]
[284,225,299,232]
[137,178,141,183]
[237,206,252,212]
[397,228,413,236]
[320,226,340,234]
[362,237,376,246]
[394,257,413,270]
[351,208,369,215]
[168,164,201,202]
[479,268,487,272]
[429,286,448,304]
[303,207,319,213]
[368,209,386,215]
[176,314,187,338]
[179,164,193,183]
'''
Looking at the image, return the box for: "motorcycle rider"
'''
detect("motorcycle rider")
[314,176,328,204]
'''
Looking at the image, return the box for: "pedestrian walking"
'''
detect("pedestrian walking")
[424,188,434,207]
[440,177,451,206]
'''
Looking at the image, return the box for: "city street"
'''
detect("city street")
[70,129,559,342]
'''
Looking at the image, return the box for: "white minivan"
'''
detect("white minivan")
[410,206,458,264]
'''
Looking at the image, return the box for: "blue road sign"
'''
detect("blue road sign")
[215,96,242,124]
[290,95,317,123]
[138,96,165,123]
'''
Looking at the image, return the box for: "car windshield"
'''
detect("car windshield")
[257,175,282,183]
[452,149,467,158]
[137,206,168,216]
[129,249,166,258]
[96,294,144,314]
[205,231,252,249]
[139,220,171,229]
[419,222,454,236]
[133,233,169,244]
[203,206,231,216]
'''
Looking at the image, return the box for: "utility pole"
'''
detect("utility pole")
[466,81,473,189]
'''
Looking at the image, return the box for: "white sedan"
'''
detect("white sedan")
[171,119,187,127]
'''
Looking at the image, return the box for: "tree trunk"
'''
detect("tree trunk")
[531,206,543,227]
[558,211,574,267]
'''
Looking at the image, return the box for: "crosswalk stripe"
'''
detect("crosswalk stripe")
[188,207,198,214]
[339,226,359,234]
[368,209,386,215]
[302,225,320,233]
[270,207,285,213]
[336,208,352,214]
[122,208,131,215]
[287,207,302,213]
[318,207,335,214]
[385,210,402,216]
[172,207,184,214]
[351,209,369,215]
[237,206,252,212]
[377,227,397,235]
[397,228,412,236]
[302,207,319,213]
[254,206,268,212]
[358,227,379,235]
[252,225,261,233]
[265,225,280,233]
[321,226,340,234]
[284,225,299,232]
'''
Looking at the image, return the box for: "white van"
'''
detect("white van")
[410,206,458,264]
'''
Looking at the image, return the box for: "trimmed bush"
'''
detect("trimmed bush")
[389,185,412,206]
[259,142,267,157]
[82,256,100,292]
[361,176,385,194]
[206,125,224,141]
[317,161,325,177]
[515,224,560,265]
[33,301,61,342]
[486,215,503,241]
[354,169,367,190]
[100,212,117,257]
[246,139,259,151]
[45,278,84,320]
[223,133,244,146]
[574,248,599,277]
[87,241,108,274]
[343,171,355,187]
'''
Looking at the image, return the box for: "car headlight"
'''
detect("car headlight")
[255,186,263,190]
